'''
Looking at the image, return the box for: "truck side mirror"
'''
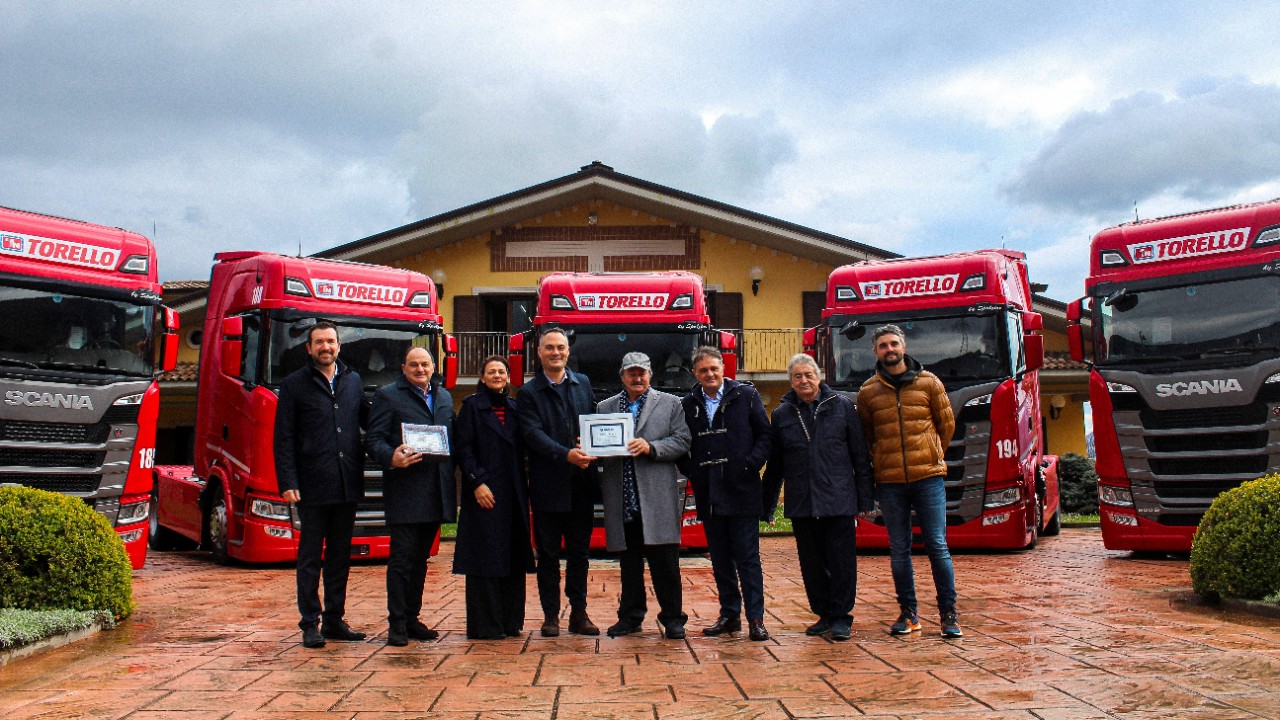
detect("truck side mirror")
[718,330,738,379]
[507,332,526,389]
[1065,299,1084,363]
[159,306,180,373]
[1022,311,1043,332]
[802,326,818,357]
[220,316,243,378]
[441,334,459,390]
[1024,334,1044,372]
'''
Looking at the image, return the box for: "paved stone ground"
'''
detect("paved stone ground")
[1,528,1277,719]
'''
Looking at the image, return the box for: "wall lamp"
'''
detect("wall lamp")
[750,266,764,296]
[431,269,447,303]
[1049,394,1067,420]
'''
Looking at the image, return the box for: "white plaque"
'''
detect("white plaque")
[402,423,450,456]
[580,413,635,457]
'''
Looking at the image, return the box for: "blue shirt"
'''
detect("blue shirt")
[702,384,723,421]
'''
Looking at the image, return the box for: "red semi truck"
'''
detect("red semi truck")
[0,206,178,569]
[507,271,739,550]
[152,251,455,563]
[806,250,1060,549]
[1066,199,1280,552]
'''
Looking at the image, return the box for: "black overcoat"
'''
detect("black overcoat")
[273,360,367,506]
[515,370,596,513]
[365,376,457,525]
[452,390,534,578]
[678,379,772,519]
[761,384,875,519]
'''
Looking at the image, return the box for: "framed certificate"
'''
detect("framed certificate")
[402,423,450,456]
[580,413,635,457]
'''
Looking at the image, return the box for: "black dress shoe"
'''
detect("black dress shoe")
[662,623,686,640]
[748,619,769,641]
[829,619,852,641]
[805,618,832,636]
[406,620,439,641]
[386,625,408,647]
[321,620,367,641]
[606,620,642,638]
[702,616,742,636]
[301,625,326,648]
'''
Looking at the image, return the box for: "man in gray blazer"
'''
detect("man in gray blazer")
[596,352,692,639]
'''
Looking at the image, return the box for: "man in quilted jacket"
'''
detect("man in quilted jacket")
[856,324,961,639]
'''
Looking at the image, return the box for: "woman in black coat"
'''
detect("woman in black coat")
[452,355,534,639]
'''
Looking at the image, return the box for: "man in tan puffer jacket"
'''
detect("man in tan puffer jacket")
[857,324,962,639]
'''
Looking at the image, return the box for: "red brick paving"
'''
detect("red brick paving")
[2,528,1278,719]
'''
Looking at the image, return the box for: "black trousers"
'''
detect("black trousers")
[296,502,357,630]
[703,514,765,621]
[792,515,859,622]
[617,519,686,627]
[532,494,593,618]
[386,522,441,628]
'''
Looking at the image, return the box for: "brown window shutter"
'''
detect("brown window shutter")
[452,295,482,333]
[710,291,743,329]
[802,291,825,329]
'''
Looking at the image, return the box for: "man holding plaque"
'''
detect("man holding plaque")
[365,347,455,646]
[516,328,601,638]
[596,352,692,639]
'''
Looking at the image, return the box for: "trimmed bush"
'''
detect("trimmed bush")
[0,486,134,619]
[1190,473,1280,601]
[1058,452,1099,514]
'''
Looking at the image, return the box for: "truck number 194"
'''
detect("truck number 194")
[995,439,1017,459]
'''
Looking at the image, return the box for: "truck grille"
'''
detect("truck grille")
[1,473,101,493]
[0,419,108,444]
[1140,403,1266,430]
[0,448,103,468]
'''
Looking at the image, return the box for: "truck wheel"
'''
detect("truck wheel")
[148,488,180,552]
[205,489,232,565]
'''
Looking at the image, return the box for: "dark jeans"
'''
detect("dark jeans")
[386,521,441,627]
[533,498,593,618]
[791,515,858,622]
[296,502,357,629]
[702,514,765,621]
[876,476,957,616]
[617,519,686,628]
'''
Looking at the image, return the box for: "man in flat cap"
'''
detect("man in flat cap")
[596,352,692,639]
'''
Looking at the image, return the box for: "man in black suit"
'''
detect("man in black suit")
[516,327,600,638]
[365,347,456,646]
[274,321,369,649]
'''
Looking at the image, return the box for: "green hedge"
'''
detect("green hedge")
[1190,473,1280,601]
[0,487,135,619]
[0,608,113,650]
[1058,452,1099,514]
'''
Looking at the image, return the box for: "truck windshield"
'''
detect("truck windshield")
[0,285,154,377]
[265,319,436,390]
[1096,274,1280,366]
[831,313,1008,387]
[556,328,702,393]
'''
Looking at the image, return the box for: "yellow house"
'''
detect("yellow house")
[159,162,1088,463]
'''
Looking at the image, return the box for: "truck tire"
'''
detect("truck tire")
[148,488,180,552]
[205,487,233,565]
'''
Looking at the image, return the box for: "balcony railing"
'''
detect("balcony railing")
[452,329,806,376]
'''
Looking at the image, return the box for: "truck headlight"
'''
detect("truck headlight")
[116,500,150,525]
[250,498,292,521]
[984,487,1021,508]
[1098,484,1134,507]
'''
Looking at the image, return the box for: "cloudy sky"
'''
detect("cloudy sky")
[4,2,1280,299]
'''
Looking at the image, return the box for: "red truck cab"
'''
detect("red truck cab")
[1067,199,1280,552]
[0,206,178,568]
[152,251,454,563]
[807,250,1060,549]
[508,271,739,550]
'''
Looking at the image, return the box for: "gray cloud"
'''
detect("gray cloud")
[1002,78,1280,214]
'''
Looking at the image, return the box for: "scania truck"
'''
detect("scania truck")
[1066,199,1280,552]
[152,251,455,563]
[806,250,1060,549]
[507,271,740,549]
[0,206,178,569]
